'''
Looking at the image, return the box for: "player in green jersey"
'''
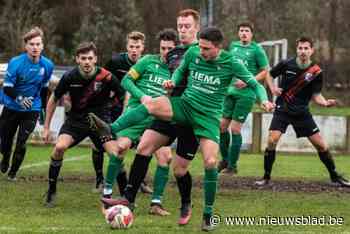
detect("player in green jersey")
[90,27,274,231]
[98,29,177,210]
[219,22,270,174]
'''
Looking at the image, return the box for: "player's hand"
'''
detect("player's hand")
[234,80,247,89]
[270,86,283,96]
[140,95,152,104]
[163,80,175,90]
[16,96,34,109]
[325,99,337,107]
[42,127,51,144]
[261,101,275,112]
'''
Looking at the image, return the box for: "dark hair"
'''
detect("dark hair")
[75,41,97,56]
[177,9,200,24]
[127,31,145,43]
[199,27,224,46]
[23,26,43,43]
[157,28,178,44]
[237,21,254,32]
[296,36,313,48]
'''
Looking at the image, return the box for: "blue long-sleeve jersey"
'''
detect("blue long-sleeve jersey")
[2,53,54,112]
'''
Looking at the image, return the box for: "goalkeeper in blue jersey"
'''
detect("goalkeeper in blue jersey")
[0,27,54,181]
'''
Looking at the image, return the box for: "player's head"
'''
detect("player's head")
[237,21,254,44]
[126,31,145,63]
[296,36,314,62]
[23,26,44,61]
[198,27,223,61]
[157,28,177,62]
[177,9,200,45]
[75,41,98,74]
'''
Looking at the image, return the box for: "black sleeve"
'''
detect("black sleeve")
[104,55,127,82]
[270,59,288,78]
[3,87,17,99]
[40,87,49,109]
[109,74,125,100]
[311,71,323,94]
[53,74,70,101]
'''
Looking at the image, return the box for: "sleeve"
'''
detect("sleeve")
[53,74,70,101]
[255,45,270,70]
[171,48,193,86]
[311,71,323,95]
[121,75,146,100]
[109,74,125,100]
[232,58,268,102]
[3,57,19,88]
[269,60,287,78]
[126,55,149,81]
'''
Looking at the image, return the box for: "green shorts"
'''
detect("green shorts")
[117,108,154,143]
[222,95,255,123]
[170,97,220,143]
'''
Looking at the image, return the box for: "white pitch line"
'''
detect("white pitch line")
[21,155,88,170]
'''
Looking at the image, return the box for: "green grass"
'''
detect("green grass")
[1,146,350,233]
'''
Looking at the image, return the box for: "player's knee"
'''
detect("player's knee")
[173,164,188,177]
[54,142,69,155]
[157,154,172,166]
[267,136,279,149]
[204,157,217,169]
[136,142,153,155]
[314,143,328,152]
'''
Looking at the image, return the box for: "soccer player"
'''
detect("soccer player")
[90,31,151,193]
[255,36,350,187]
[0,27,54,181]
[138,9,200,218]
[42,42,124,207]
[218,22,269,174]
[98,28,177,210]
[90,27,274,231]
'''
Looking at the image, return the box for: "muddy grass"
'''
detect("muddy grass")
[10,174,350,194]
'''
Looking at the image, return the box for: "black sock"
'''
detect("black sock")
[9,146,26,175]
[91,149,104,179]
[124,154,152,203]
[263,149,276,179]
[48,158,63,193]
[175,171,192,205]
[318,151,338,179]
[116,170,128,196]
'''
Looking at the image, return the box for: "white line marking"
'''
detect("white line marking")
[21,155,88,170]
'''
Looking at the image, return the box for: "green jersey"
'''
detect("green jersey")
[122,54,171,108]
[228,41,269,98]
[172,46,267,119]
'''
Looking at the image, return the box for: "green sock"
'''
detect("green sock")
[228,133,242,169]
[203,168,218,216]
[151,165,169,204]
[104,154,123,195]
[219,131,230,162]
[110,104,149,133]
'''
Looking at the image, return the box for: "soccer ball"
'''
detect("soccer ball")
[105,205,133,229]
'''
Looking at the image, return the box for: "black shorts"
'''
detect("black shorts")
[269,111,319,138]
[59,114,111,150]
[149,120,199,161]
[0,107,39,153]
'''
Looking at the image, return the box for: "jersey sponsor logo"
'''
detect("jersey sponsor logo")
[191,71,221,85]
[94,81,103,92]
[70,84,83,87]
[149,75,167,85]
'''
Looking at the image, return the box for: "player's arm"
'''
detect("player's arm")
[170,48,192,87]
[255,45,270,82]
[43,75,69,143]
[311,73,336,107]
[121,55,149,103]
[3,58,20,100]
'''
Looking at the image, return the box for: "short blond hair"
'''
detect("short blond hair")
[127,31,145,43]
[23,26,44,43]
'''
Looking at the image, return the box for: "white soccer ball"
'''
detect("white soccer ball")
[105,205,133,229]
